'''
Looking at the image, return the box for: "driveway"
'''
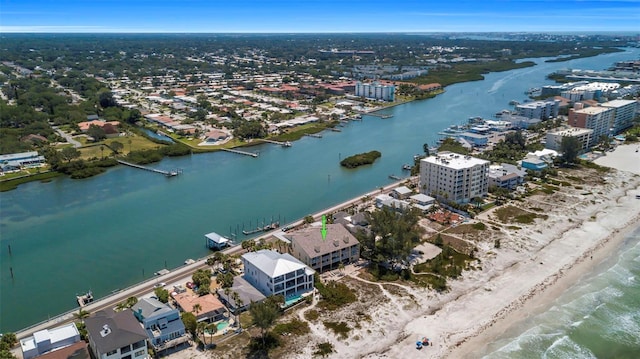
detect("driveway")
[53,126,82,148]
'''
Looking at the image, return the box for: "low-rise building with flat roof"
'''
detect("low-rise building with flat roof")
[20,323,81,359]
[545,127,593,152]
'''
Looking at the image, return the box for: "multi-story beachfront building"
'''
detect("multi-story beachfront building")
[419,152,490,204]
[568,105,615,147]
[131,297,188,351]
[85,309,149,359]
[545,127,594,153]
[516,100,560,120]
[242,249,315,299]
[355,81,395,101]
[600,99,638,134]
[287,223,360,273]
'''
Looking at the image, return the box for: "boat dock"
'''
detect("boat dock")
[242,221,280,235]
[76,291,93,307]
[260,139,292,147]
[221,148,259,157]
[330,128,342,132]
[117,160,181,177]
[389,174,403,180]
[359,112,393,119]
[304,133,323,138]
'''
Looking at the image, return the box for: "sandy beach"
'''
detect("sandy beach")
[281,144,640,359]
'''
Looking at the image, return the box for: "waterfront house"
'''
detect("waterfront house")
[287,224,360,273]
[20,323,82,359]
[216,275,266,313]
[131,298,188,351]
[85,309,149,359]
[0,151,46,172]
[242,249,315,299]
[171,292,226,322]
[32,341,90,359]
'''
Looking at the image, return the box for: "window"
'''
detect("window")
[134,350,146,357]
[132,341,145,350]
[106,350,118,357]
[120,345,131,354]
[122,355,131,359]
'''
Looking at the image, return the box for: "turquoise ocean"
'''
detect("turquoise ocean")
[481,224,640,359]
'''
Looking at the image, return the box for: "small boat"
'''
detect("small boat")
[402,164,412,171]
[389,174,402,180]
[282,141,292,147]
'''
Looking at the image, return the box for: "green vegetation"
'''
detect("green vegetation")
[411,60,535,87]
[494,206,549,224]
[271,318,310,337]
[472,222,486,230]
[437,137,469,155]
[413,244,474,292]
[356,206,423,275]
[192,268,212,295]
[0,171,61,192]
[250,296,283,347]
[478,130,543,164]
[316,281,357,310]
[340,150,381,168]
[304,309,320,322]
[0,332,18,359]
[313,342,335,357]
[322,321,351,339]
[544,47,622,62]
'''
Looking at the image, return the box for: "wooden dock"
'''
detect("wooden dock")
[360,112,393,119]
[304,133,323,138]
[242,221,280,235]
[221,148,259,157]
[260,139,292,147]
[117,160,181,177]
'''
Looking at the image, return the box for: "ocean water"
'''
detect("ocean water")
[481,225,640,359]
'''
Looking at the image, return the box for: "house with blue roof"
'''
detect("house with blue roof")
[131,298,188,351]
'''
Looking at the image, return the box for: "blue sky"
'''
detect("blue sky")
[1,0,638,33]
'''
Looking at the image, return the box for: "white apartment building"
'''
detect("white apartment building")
[355,81,395,101]
[545,127,593,153]
[419,152,490,204]
[242,249,315,299]
[516,100,560,120]
[600,99,638,134]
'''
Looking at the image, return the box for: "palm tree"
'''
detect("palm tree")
[205,323,217,347]
[73,309,90,323]
[196,321,206,345]
[192,303,202,318]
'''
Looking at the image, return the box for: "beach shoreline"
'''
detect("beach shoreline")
[446,213,640,358]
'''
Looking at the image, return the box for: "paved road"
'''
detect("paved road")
[14,177,416,341]
[53,126,82,148]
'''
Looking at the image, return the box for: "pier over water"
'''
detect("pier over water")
[116,160,181,177]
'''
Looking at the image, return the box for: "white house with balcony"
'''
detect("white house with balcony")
[20,323,81,359]
[241,249,315,300]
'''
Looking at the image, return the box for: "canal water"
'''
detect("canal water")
[1,47,638,332]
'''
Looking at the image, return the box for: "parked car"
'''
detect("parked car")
[186,282,194,289]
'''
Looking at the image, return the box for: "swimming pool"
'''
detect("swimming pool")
[284,294,302,307]
[216,321,229,331]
